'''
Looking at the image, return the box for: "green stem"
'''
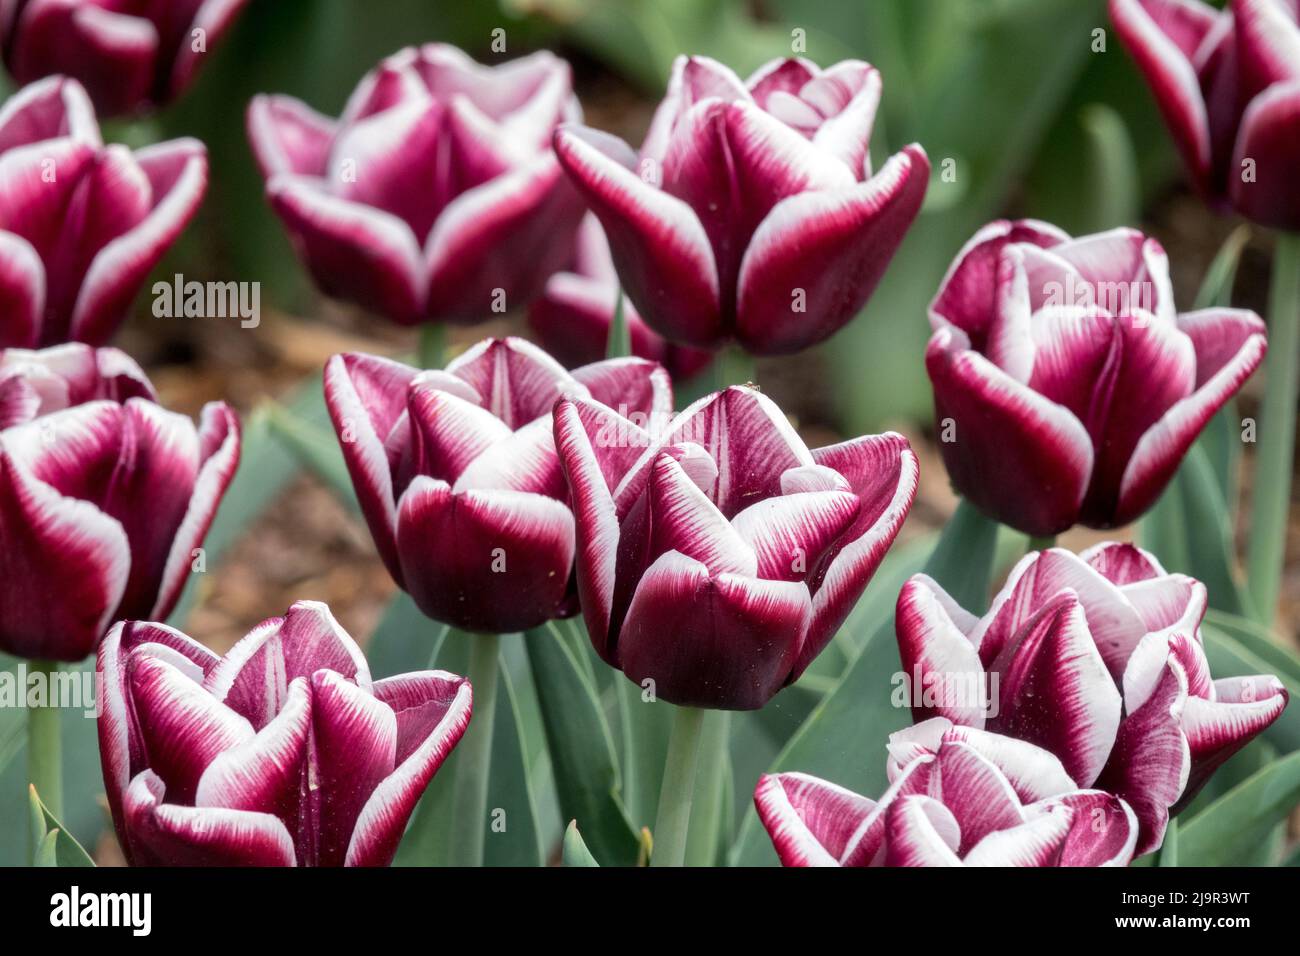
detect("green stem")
[715,347,757,390]
[27,660,62,848]
[607,291,631,359]
[1027,534,1057,553]
[649,705,706,867]
[925,499,1001,614]
[684,710,731,866]
[448,633,500,867]
[418,323,446,370]
[1246,232,1300,624]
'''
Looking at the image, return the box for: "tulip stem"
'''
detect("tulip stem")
[1246,232,1300,625]
[449,632,499,867]
[650,704,706,867]
[418,323,446,370]
[27,660,62,848]
[1027,534,1056,553]
[717,348,757,389]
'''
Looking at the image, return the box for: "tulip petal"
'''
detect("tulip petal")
[1046,790,1140,866]
[123,770,297,867]
[1231,80,1300,230]
[170,0,251,101]
[247,94,337,178]
[932,741,1027,853]
[1079,540,1166,584]
[267,174,424,323]
[1180,674,1288,806]
[988,590,1123,787]
[1026,305,1122,440]
[346,671,473,866]
[453,414,565,498]
[617,550,811,709]
[0,438,130,661]
[645,453,758,577]
[0,136,96,264]
[70,139,208,345]
[553,125,723,348]
[407,386,514,484]
[731,489,860,582]
[961,807,1072,866]
[753,771,876,867]
[1114,313,1265,525]
[1095,659,1190,855]
[570,356,674,422]
[798,432,917,676]
[0,230,44,348]
[926,326,1093,536]
[446,336,581,428]
[734,145,929,355]
[395,478,576,632]
[882,796,963,866]
[938,724,1079,802]
[894,575,989,727]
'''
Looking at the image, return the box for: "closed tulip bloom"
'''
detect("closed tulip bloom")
[554,55,930,356]
[325,337,672,634]
[0,348,239,661]
[0,76,208,348]
[527,215,714,380]
[756,717,1139,866]
[97,600,472,866]
[0,0,249,117]
[928,221,1267,535]
[0,341,154,427]
[248,44,586,326]
[1111,0,1300,230]
[895,543,1288,854]
[553,384,917,710]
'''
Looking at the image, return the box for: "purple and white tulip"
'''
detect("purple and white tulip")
[553,384,917,710]
[0,76,208,348]
[97,600,472,866]
[325,336,672,634]
[0,343,239,661]
[755,717,1140,866]
[895,542,1288,854]
[1111,0,1300,230]
[553,55,930,356]
[928,221,1267,535]
[0,0,249,117]
[248,44,587,326]
[527,214,714,380]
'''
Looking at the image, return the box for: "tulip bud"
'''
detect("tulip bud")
[0,77,208,349]
[927,221,1267,535]
[554,384,917,709]
[0,0,249,116]
[248,44,587,326]
[895,542,1289,854]
[97,600,472,866]
[0,344,239,660]
[553,54,930,356]
[1111,0,1300,230]
[325,337,672,634]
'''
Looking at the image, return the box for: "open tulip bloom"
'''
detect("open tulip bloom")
[553,384,917,710]
[927,221,1267,536]
[0,343,239,661]
[0,0,251,117]
[249,44,587,326]
[97,600,472,866]
[0,76,208,348]
[553,54,930,356]
[896,543,1288,855]
[755,717,1140,866]
[528,214,714,380]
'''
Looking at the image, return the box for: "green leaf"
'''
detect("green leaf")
[524,623,639,866]
[562,820,600,867]
[1178,749,1300,866]
[28,786,94,868]
[607,288,630,359]
[730,500,1000,865]
[395,631,544,866]
[1152,816,1178,867]
[1194,224,1251,310]
[264,400,358,512]
[614,677,672,833]
[1178,739,1284,866]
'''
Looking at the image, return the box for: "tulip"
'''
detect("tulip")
[325,336,671,634]
[0,352,239,662]
[0,341,154,428]
[248,44,586,326]
[0,77,208,349]
[553,54,929,356]
[1111,0,1300,230]
[527,214,714,380]
[0,0,249,117]
[97,600,472,866]
[755,717,1139,866]
[895,542,1288,854]
[927,221,1267,535]
[553,383,917,710]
